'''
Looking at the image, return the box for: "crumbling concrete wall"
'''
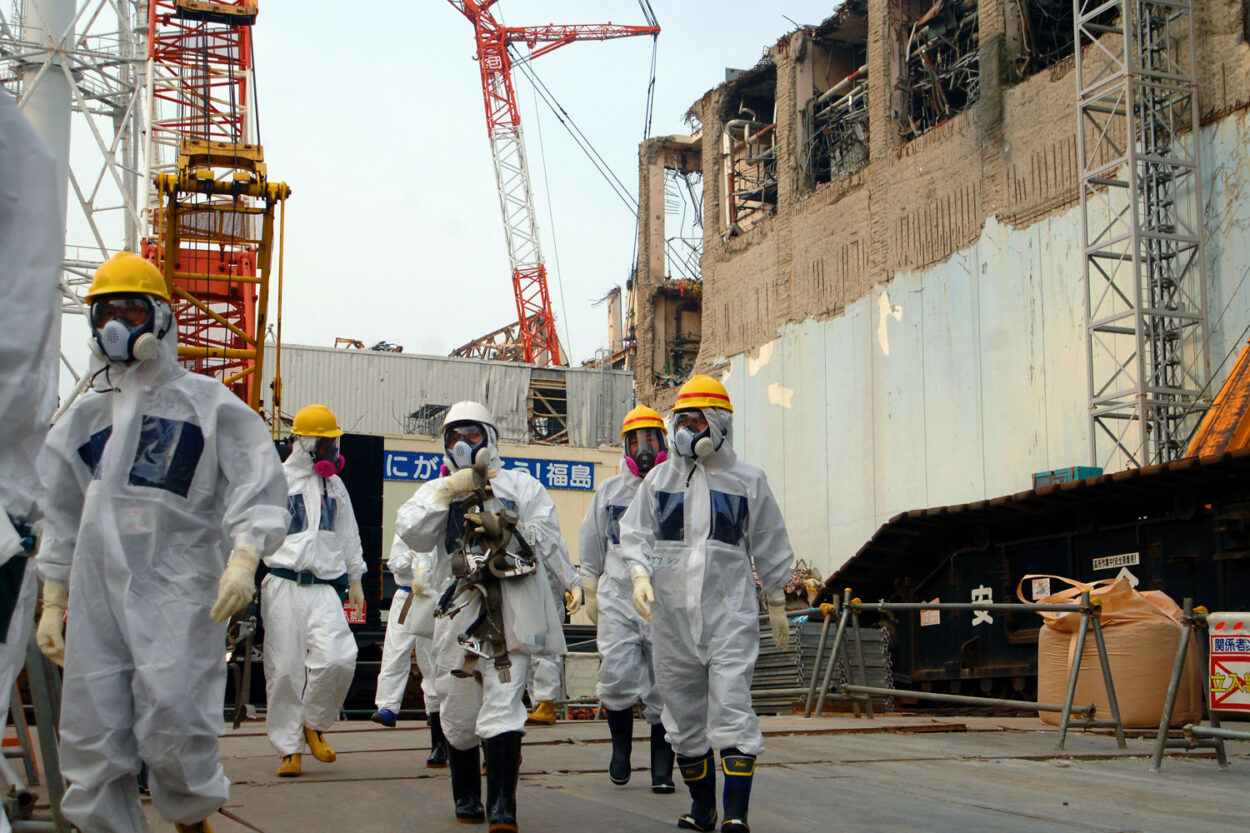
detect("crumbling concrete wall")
[648,0,1250,400]
[630,0,1250,573]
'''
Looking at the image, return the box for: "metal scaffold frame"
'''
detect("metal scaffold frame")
[1,0,147,397]
[1076,0,1208,470]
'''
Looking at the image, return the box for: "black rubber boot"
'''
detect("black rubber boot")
[719,748,756,833]
[483,731,522,832]
[605,708,634,785]
[448,744,485,824]
[427,712,450,769]
[649,722,675,794]
[676,750,717,832]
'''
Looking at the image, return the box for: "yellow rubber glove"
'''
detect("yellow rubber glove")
[433,467,495,507]
[767,588,789,650]
[36,583,68,667]
[348,580,365,615]
[210,548,259,624]
[631,567,654,622]
[565,585,584,616]
[583,578,598,625]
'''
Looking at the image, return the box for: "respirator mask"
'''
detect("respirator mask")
[445,423,489,470]
[624,427,667,477]
[89,294,170,364]
[311,436,345,478]
[673,410,717,460]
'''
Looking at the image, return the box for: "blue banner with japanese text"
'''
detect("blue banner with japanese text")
[384,450,595,491]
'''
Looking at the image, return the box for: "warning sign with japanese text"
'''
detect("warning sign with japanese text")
[1208,613,1250,712]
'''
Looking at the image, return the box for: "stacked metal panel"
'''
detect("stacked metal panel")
[750,620,806,715]
[751,620,894,715]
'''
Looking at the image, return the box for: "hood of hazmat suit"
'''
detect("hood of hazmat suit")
[265,436,365,581]
[619,405,794,756]
[34,295,289,829]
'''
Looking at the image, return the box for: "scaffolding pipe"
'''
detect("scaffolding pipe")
[1187,725,1250,742]
[839,684,1096,716]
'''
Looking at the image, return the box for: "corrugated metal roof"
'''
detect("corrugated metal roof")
[264,344,633,447]
[828,447,1250,599]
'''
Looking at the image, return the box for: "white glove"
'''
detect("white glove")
[767,588,789,650]
[433,467,495,507]
[631,568,654,622]
[36,583,68,667]
[565,585,584,616]
[583,578,598,625]
[348,580,365,615]
[210,547,259,624]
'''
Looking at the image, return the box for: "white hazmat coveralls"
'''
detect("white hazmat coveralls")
[374,535,420,714]
[0,90,59,833]
[396,449,566,751]
[262,444,365,756]
[36,323,288,832]
[527,540,577,703]
[411,549,444,714]
[579,465,664,721]
[620,409,793,757]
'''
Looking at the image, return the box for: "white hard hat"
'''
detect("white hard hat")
[441,400,497,434]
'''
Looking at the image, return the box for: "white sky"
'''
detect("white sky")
[244,1,839,364]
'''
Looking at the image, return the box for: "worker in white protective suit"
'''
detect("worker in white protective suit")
[0,90,60,833]
[395,401,582,832]
[371,536,449,768]
[524,539,578,726]
[262,404,365,778]
[579,405,674,793]
[34,252,290,833]
[620,375,794,833]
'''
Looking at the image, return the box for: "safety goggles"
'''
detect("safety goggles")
[91,295,152,329]
[445,425,486,446]
[674,410,708,432]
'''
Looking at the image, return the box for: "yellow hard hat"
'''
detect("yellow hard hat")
[291,404,343,438]
[621,405,667,438]
[674,374,733,413]
[85,252,171,303]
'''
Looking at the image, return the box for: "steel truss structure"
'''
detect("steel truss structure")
[1,0,147,397]
[1076,0,1207,469]
[144,0,287,414]
[1,0,286,418]
[447,0,658,367]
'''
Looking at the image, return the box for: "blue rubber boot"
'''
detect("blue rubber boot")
[675,750,717,831]
[605,708,634,785]
[719,748,756,833]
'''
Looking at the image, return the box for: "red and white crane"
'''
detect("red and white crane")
[447,0,658,366]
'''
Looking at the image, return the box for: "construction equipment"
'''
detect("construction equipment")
[445,1,658,366]
[142,0,290,422]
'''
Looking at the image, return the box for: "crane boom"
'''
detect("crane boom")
[449,0,659,366]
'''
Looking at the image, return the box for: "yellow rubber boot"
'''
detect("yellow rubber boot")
[304,727,337,763]
[277,753,302,777]
[525,701,556,725]
[174,821,216,833]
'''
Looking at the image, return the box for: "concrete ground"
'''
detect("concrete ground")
[117,713,1248,833]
